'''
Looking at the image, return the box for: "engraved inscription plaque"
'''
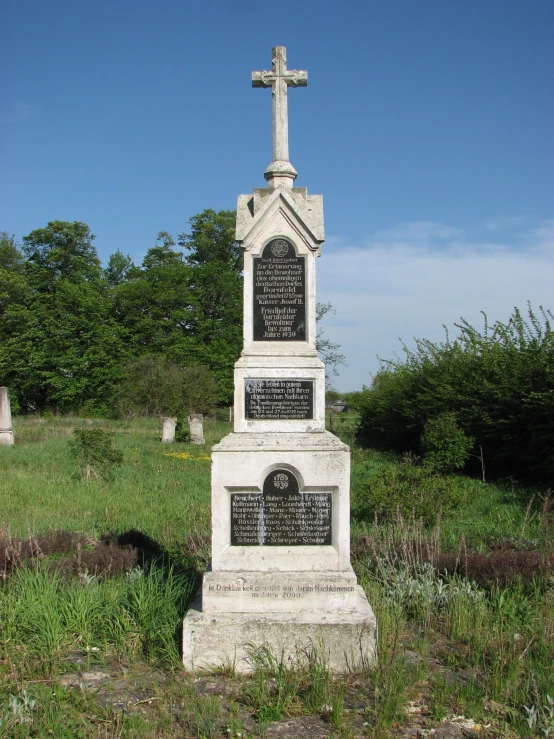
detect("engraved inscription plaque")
[245,379,314,420]
[231,469,332,546]
[253,238,306,341]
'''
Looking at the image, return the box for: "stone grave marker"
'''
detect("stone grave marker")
[182,46,377,672]
[187,414,205,445]
[161,417,177,443]
[0,387,14,446]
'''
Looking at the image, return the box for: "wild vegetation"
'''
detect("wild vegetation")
[357,304,554,487]
[1,415,552,737]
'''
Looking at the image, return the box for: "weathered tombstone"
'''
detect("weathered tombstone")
[182,47,377,672]
[0,387,14,446]
[161,417,177,443]
[187,414,205,445]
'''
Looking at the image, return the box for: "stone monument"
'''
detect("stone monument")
[161,416,177,443]
[187,414,205,445]
[182,47,377,672]
[0,387,14,446]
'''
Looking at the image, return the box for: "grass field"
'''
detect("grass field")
[1,415,553,738]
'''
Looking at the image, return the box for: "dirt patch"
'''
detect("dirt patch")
[352,534,553,588]
[47,657,501,739]
[0,529,138,581]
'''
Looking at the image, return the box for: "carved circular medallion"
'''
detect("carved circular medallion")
[270,239,290,258]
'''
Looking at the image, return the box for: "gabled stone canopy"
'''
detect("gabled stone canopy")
[236,186,324,248]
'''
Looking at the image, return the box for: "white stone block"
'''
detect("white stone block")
[202,570,359,614]
[0,387,14,446]
[182,586,377,674]
[188,414,205,444]
[161,417,177,443]
[210,432,351,573]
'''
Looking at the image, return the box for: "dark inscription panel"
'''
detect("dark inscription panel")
[253,238,306,341]
[245,379,314,420]
[231,469,332,546]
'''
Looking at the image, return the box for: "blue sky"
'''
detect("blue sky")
[2,0,553,391]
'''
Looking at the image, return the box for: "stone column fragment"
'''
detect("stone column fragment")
[0,387,14,446]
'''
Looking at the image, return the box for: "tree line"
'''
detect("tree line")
[1,211,344,417]
[0,211,242,415]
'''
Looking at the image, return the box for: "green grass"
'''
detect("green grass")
[0,415,219,545]
[349,444,548,550]
[1,415,553,738]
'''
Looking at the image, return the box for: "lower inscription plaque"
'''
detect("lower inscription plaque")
[245,379,314,420]
[231,469,332,546]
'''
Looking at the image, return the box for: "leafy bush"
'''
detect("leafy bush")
[352,455,464,526]
[69,428,123,481]
[180,363,220,414]
[357,304,554,486]
[421,412,474,473]
[342,389,366,413]
[115,356,185,417]
[115,356,219,418]
[174,417,191,443]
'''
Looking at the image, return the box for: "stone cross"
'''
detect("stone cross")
[252,46,307,165]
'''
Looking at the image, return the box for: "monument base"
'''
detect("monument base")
[182,585,377,673]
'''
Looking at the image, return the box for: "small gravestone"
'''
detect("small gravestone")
[161,417,177,443]
[182,47,376,673]
[0,387,14,446]
[187,414,205,444]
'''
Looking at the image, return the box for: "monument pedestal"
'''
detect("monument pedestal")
[183,586,375,673]
[182,431,377,672]
[182,46,377,673]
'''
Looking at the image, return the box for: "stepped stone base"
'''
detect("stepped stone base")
[182,585,377,673]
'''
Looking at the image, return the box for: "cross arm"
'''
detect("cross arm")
[252,71,274,88]
[251,70,308,88]
[285,70,308,87]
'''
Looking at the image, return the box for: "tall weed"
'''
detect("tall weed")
[0,562,193,673]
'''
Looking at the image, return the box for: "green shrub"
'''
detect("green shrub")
[421,412,473,474]
[69,428,123,481]
[115,356,186,418]
[175,417,191,443]
[115,356,219,418]
[357,304,554,486]
[180,363,220,414]
[353,455,464,526]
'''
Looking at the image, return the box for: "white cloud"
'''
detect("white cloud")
[317,219,554,391]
